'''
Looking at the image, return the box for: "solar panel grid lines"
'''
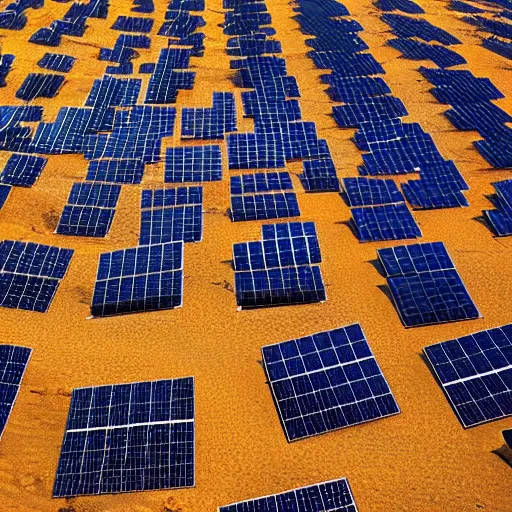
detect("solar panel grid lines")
[261,324,400,441]
[230,171,293,195]
[300,157,340,193]
[111,15,154,33]
[218,478,359,512]
[227,132,286,170]
[91,242,184,317]
[483,179,512,236]
[342,177,404,207]
[15,73,65,101]
[230,192,301,222]
[164,145,222,183]
[423,324,512,428]
[0,240,73,312]
[141,186,203,209]
[86,159,145,184]
[0,344,32,439]
[0,154,48,187]
[53,376,195,497]
[0,184,11,209]
[351,202,422,242]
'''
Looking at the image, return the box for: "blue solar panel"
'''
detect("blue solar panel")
[0,344,32,439]
[227,132,285,169]
[310,51,385,76]
[351,203,421,242]
[165,146,222,183]
[230,192,300,222]
[474,138,512,169]
[387,38,466,68]
[66,182,121,207]
[37,52,76,72]
[333,96,408,128]
[141,186,202,209]
[0,185,11,209]
[140,205,203,244]
[219,478,359,512]
[403,180,468,209]
[484,179,512,236]
[86,76,141,107]
[388,269,480,327]
[444,102,512,137]
[111,15,154,33]
[377,241,454,277]
[233,221,321,271]
[53,377,194,497]
[56,206,116,237]
[262,324,400,441]
[0,240,73,312]
[300,158,340,192]
[342,177,404,207]
[325,76,391,103]
[482,37,512,60]
[375,0,425,14]
[424,324,512,427]
[86,159,145,184]
[15,73,64,100]
[0,154,47,187]
[91,242,184,316]
[235,265,325,308]
[448,0,485,13]
[230,172,293,195]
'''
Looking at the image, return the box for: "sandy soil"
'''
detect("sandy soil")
[0,0,511,510]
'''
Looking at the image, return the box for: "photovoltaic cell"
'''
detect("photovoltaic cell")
[300,158,339,192]
[91,242,184,316]
[424,324,512,427]
[141,186,202,209]
[262,324,400,441]
[342,177,404,207]
[0,344,32,439]
[351,203,421,242]
[227,132,285,169]
[0,154,47,187]
[165,146,222,183]
[402,180,468,209]
[0,240,73,312]
[111,16,154,33]
[37,53,76,72]
[15,73,64,101]
[230,192,300,222]
[219,478,359,512]
[0,185,11,209]
[85,159,145,184]
[53,377,194,497]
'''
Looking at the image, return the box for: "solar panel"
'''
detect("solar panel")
[15,73,64,101]
[342,177,404,207]
[300,158,340,192]
[91,242,184,316]
[387,38,466,68]
[375,0,425,14]
[111,15,154,33]
[475,138,512,169]
[424,324,512,427]
[235,265,325,308]
[230,192,300,222]
[262,324,400,441]
[86,159,145,184]
[388,269,480,327]
[233,221,321,271]
[0,240,73,312]
[0,154,47,187]
[230,172,293,195]
[0,184,11,209]
[0,344,32,439]
[227,132,286,169]
[53,377,194,497]
[351,203,421,242]
[219,478,359,512]
[141,186,203,208]
[377,242,454,277]
[66,182,121,207]
[403,180,468,209]
[37,52,76,72]
[482,37,512,60]
[165,145,222,183]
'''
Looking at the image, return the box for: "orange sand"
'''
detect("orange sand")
[0,0,511,510]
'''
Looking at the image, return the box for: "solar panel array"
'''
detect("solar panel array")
[0,345,32,439]
[219,478,359,512]
[91,242,184,316]
[424,324,512,427]
[377,242,480,327]
[15,73,65,101]
[181,92,237,139]
[0,240,73,312]
[53,377,194,496]
[139,186,203,244]
[262,324,400,441]
[0,154,47,187]
[483,179,512,236]
[233,221,326,308]
[165,145,222,183]
[56,182,121,238]
[37,53,76,73]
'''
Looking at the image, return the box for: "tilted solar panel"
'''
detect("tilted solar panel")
[91,242,184,316]
[86,159,145,184]
[227,132,286,169]
[0,154,47,187]
[300,158,340,192]
[342,177,404,207]
[424,324,512,427]
[230,192,300,222]
[0,185,11,209]
[165,145,222,183]
[0,345,32,439]
[37,52,76,72]
[56,206,116,237]
[262,324,400,441]
[111,15,154,33]
[230,172,293,195]
[15,73,64,101]
[53,377,194,496]
[141,186,202,208]
[402,180,468,209]
[219,478,359,512]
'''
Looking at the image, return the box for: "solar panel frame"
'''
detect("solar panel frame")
[230,172,293,195]
[230,192,300,222]
[424,324,512,428]
[164,145,222,183]
[262,324,400,441]
[0,154,48,187]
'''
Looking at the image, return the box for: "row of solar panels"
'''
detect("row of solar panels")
[2,319,510,498]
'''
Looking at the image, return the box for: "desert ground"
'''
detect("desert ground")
[0,0,511,510]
